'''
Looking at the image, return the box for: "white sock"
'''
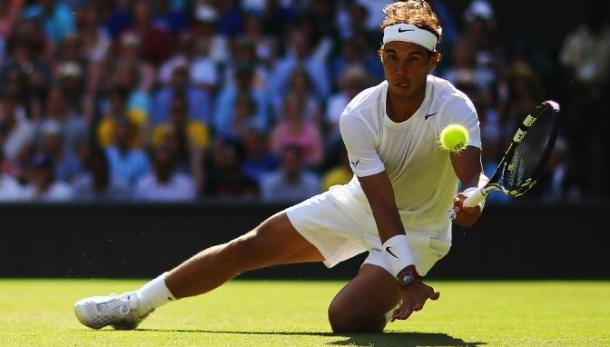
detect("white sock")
[135,272,176,315]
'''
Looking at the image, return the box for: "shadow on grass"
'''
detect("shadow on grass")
[138,329,484,346]
[328,332,484,346]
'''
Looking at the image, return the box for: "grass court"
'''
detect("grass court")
[1,279,609,346]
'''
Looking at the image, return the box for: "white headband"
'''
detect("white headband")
[383,24,439,51]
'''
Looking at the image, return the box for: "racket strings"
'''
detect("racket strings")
[502,109,556,193]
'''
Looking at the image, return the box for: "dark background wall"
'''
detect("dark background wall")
[444,0,610,49]
[1,203,608,279]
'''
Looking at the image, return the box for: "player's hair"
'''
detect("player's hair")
[380,0,442,42]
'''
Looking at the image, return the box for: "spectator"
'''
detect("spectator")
[101,32,156,94]
[270,92,323,167]
[0,147,23,201]
[0,0,23,40]
[230,92,263,141]
[240,11,275,67]
[56,60,85,116]
[111,63,152,121]
[454,78,500,174]
[151,64,212,126]
[332,33,384,85]
[151,93,210,174]
[38,120,82,182]
[11,140,35,184]
[560,0,610,196]
[325,66,371,140]
[0,90,34,163]
[271,68,322,124]
[75,4,111,105]
[55,34,86,75]
[22,153,73,201]
[216,63,268,139]
[37,85,87,154]
[72,146,129,201]
[441,37,496,92]
[103,0,131,40]
[105,118,150,187]
[97,86,147,149]
[123,0,173,66]
[22,0,75,45]
[0,36,51,120]
[158,32,219,94]
[529,137,579,203]
[215,0,244,37]
[191,4,229,65]
[267,29,330,99]
[260,145,320,202]
[74,4,110,64]
[354,0,392,32]
[223,38,268,91]
[241,127,279,182]
[499,62,543,139]
[203,139,258,199]
[152,0,190,35]
[461,0,505,76]
[134,146,196,202]
[259,0,295,37]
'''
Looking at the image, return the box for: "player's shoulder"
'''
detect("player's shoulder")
[429,75,477,116]
[343,81,387,119]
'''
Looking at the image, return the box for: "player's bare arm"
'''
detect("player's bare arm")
[359,172,440,321]
[450,146,484,227]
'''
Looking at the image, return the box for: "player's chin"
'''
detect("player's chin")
[389,84,414,97]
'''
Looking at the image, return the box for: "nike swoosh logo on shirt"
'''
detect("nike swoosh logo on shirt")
[385,247,399,259]
[424,112,437,120]
[398,28,414,33]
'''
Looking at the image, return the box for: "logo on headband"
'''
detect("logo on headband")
[398,27,414,33]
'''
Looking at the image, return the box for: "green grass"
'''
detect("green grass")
[0,280,609,346]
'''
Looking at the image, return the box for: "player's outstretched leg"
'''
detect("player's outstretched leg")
[328,264,401,333]
[74,212,324,330]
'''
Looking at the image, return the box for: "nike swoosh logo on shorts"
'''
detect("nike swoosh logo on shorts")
[425,112,437,120]
[385,247,399,259]
[350,159,360,167]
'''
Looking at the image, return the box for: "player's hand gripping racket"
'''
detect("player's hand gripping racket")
[462,100,561,209]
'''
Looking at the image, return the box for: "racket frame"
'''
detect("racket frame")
[462,100,561,207]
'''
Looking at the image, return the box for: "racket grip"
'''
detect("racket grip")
[463,188,486,207]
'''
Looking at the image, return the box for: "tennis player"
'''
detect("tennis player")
[74,0,485,333]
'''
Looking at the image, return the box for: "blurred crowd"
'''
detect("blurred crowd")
[0,0,608,203]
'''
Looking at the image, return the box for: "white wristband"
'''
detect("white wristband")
[462,187,478,197]
[462,186,485,210]
[382,234,415,277]
[478,173,490,187]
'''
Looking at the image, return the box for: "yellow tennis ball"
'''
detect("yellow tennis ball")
[439,124,469,152]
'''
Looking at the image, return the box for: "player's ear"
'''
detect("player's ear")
[429,51,441,71]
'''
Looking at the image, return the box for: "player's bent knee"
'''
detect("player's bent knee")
[328,304,386,333]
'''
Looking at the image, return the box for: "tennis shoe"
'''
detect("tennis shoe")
[74,292,152,330]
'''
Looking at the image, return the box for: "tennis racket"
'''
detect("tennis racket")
[463,100,561,208]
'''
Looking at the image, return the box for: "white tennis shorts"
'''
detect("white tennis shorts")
[285,185,452,276]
